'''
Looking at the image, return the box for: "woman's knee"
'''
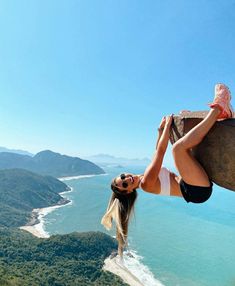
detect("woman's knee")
[172,140,186,157]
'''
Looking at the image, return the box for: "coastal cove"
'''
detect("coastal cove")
[0,165,130,284]
[18,175,102,238]
[19,174,141,286]
[35,166,235,286]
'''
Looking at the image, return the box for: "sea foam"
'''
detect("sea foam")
[122,249,165,286]
[59,173,107,181]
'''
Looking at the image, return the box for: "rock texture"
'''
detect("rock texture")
[170,111,235,192]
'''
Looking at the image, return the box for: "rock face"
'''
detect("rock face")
[170,111,235,192]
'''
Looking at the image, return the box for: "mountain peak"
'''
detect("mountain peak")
[34,150,61,158]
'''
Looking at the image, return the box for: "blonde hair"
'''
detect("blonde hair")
[101,190,137,256]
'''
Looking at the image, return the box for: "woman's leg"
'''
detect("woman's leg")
[173,83,233,187]
[172,107,220,187]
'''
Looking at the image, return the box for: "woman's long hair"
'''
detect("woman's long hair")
[101,182,137,256]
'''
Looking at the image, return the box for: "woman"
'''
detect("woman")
[101,83,234,256]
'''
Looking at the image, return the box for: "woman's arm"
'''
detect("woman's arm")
[141,115,173,192]
[156,116,166,148]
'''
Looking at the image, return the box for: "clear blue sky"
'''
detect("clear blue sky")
[0,0,234,160]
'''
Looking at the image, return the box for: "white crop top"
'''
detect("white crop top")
[158,167,171,196]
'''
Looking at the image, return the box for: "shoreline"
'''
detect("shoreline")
[103,251,165,286]
[19,173,106,238]
[19,185,74,238]
[58,173,107,181]
[103,256,144,286]
[19,172,160,286]
[19,190,73,238]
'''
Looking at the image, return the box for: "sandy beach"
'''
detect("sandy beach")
[20,224,48,238]
[19,202,72,238]
[58,173,107,181]
[19,185,73,238]
[103,256,144,286]
[19,174,105,237]
[18,174,105,238]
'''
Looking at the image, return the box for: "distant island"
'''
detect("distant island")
[0,150,105,177]
[0,146,34,156]
[85,153,151,167]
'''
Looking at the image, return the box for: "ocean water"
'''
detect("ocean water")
[44,166,235,286]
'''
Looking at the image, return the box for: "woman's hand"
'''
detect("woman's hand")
[158,116,166,132]
[158,115,173,132]
[165,114,173,129]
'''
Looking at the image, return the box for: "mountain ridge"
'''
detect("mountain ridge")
[0,146,34,156]
[0,150,105,177]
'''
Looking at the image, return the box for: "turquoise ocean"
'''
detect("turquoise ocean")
[44,166,235,286]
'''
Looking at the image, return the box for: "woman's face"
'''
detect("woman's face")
[114,173,139,193]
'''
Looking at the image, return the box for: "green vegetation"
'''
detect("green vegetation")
[0,228,127,286]
[0,161,123,285]
[0,150,105,177]
[0,169,69,227]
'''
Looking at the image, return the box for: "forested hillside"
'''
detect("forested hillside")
[0,228,126,286]
[0,169,69,227]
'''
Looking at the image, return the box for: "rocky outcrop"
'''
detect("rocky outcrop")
[170,111,235,191]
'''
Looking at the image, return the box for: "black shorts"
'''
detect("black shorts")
[179,179,213,204]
